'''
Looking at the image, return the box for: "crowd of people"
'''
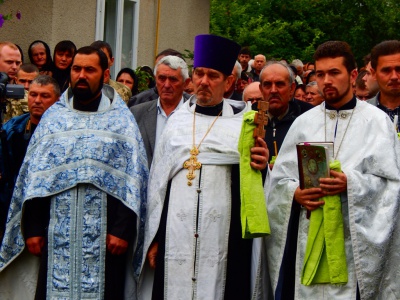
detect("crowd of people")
[0,34,399,300]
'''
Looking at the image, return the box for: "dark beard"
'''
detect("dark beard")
[72,80,103,105]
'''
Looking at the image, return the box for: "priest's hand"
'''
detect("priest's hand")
[26,236,45,256]
[106,234,128,255]
[319,170,347,195]
[147,242,159,269]
[250,137,269,170]
[294,187,325,211]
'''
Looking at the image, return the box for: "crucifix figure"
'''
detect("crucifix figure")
[183,147,202,186]
[253,100,269,139]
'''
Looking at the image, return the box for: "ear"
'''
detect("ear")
[103,68,110,83]
[370,67,376,80]
[350,69,358,85]
[110,57,115,67]
[224,75,235,92]
[183,77,191,88]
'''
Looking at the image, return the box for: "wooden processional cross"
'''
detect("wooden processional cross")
[253,100,269,139]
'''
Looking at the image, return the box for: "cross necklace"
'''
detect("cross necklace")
[183,108,222,186]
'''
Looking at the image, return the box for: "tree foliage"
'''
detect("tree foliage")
[210,0,400,66]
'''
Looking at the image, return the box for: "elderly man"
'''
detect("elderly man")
[131,55,191,166]
[0,46,148,299]
[305,81,325,105]
[0,75,59,245]
[259,61,313,167]
[243,81,263,104]
[369,40,400,132]
[266,41,400,299]
[15,63,39,91]
[140,34,269,300]
[0,41,27,123]
[251,54,266,81]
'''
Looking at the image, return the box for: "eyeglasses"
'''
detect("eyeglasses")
[246,97,263,103]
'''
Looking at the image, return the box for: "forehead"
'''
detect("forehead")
[376,53,400,69]
[17,70,37,78]
[73,53,101,67]
[306,85,319,92]
[119,72,133,80]
[0,46,21,59]
[315,56,346,71]
[31,44,46,52]
[246,83,262,95]
[194,67,224,77]
[29,83,54,94]
[261,64,289,81]
[56,50,73,56]
[156,64,182,76]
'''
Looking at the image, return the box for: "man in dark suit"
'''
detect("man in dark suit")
[130,55,191,166]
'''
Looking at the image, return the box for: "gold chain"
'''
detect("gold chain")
[183,108,222,186]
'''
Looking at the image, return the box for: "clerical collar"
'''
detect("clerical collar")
[325,96,357,111]
[195,101,224,116]
[73,93,102,112]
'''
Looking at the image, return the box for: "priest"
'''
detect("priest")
[266,41,400,299]
[139,35,270,300]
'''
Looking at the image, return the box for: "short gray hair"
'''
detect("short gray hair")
[154,55,189,80]
[31,75,61,97]
[233,61,242,83]
[306,81,323,95]
[291,59,304,68]
[259,60,295,85]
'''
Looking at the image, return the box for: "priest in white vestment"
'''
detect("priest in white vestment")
[266,41,400,300]
[139,35,271,300]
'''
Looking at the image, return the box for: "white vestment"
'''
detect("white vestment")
[139,98,268,299]
[266,100,400,300]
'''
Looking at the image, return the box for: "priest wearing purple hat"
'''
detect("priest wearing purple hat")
[137,34,270,299]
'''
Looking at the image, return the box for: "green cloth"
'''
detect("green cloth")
[238,110,270,238]
[301,160,348,285]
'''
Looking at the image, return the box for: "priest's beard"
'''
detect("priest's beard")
[72,76,104,104]
[323,83,351,105]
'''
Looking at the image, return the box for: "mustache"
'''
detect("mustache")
[197,87,211,94]
[75,79,89,87]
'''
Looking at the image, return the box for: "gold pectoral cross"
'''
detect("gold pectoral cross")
[183,147,202,186]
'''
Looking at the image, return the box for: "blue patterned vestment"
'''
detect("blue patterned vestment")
[0,86,148,299]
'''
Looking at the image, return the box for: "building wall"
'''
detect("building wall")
[1,0,209,68]
[0,0,96,60]
[137,0,210,68]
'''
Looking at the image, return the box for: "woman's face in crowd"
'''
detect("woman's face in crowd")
[117,73,135,91]
[31,44,47,68]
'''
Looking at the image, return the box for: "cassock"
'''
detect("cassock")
[266,99,400,299]
[139,98,267,300]
[0,86,148,300]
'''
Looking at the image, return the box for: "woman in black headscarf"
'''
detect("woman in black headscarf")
[28,40,53,76]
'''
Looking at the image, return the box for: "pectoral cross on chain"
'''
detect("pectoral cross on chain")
[253,100,269,139]
[183,147,202,186]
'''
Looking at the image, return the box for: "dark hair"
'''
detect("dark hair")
[54,40,76,57]
[74,46,108,72]
[239,46,251,56]
[19,63,39,73]
[28,40,53,72]
[15,44,24,63]
[116,67,139,95]
[370,40,400,70]
[31,74,61,97]
[295,84,306,93]
[155,48,183,60]
[363,53,371,67]
[313,41,356,74]
[305,70,316,85]
[355,70,367,89]
[90,40,113,59]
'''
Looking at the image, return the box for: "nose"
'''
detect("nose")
[271,83,278,93]
[390,69,399,80]
[23,82,30,90]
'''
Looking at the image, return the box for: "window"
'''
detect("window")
[96,0,140,78]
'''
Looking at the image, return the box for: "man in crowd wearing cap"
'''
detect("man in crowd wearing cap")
[139,35,269,299]
[266,41,400,299]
